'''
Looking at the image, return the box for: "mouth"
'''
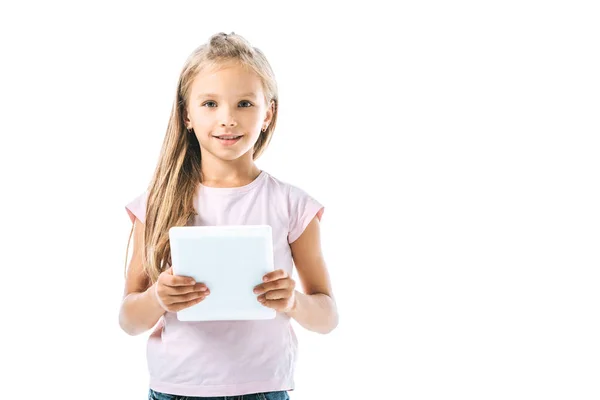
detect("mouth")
[212,135,243,145]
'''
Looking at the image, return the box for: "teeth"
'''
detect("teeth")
[218,136,240,140]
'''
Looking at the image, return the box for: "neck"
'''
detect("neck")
[200,152,261,188]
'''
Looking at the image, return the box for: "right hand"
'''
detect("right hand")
[153,266,210,312]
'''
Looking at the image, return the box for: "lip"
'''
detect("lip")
[212,135,243,146]
[212,134,242,138]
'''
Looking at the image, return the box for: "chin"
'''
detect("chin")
[207,147,253,162]
[218,152,246,161]
[199,137,258,161]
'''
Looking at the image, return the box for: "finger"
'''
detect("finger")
[194,283,209,292]
[262,269,287,283]
[166,290,209,305]
[259,289,291,301]
[164,283,209,296]
[259,298,289,311]
[254,278,294,294]
[170,295,207,312]
[164,274,196,287]
[171,282,208,294]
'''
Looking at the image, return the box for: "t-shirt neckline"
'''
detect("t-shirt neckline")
[198,170,267,196]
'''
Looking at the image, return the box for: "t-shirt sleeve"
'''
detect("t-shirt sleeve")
[125,190,148,225]
[288,185,325,244]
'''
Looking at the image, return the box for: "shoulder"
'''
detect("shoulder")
[125,189,149,225]
[260,171,291,193]
[261,171,315,200]
[261,171,325,243]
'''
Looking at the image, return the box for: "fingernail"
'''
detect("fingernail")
[199,287,207,292]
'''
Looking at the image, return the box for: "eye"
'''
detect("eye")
[239,101,253,108]
[202,101,217,108]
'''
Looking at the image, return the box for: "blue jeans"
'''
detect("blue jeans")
[148,389,289,400]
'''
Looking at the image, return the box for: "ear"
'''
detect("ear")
[183,109,192,130]
[263,100,275,128]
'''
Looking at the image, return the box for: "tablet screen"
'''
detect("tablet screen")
[169,225,276,321]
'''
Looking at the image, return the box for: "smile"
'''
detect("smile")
[212,135,243,145]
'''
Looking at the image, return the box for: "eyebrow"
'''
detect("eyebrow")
[196,92,258,100]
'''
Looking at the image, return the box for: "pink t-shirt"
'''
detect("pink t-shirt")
[125,170,324,397]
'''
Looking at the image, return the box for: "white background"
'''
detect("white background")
[1,1,598,399]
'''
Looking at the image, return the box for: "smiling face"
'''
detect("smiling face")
[184,61,274,164]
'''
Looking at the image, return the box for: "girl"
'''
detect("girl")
[119,32,338,400]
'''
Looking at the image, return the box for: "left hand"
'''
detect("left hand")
[253,269,297,313]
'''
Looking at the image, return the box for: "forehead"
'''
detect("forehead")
[191,62,264,97]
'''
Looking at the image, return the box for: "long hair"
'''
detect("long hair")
[125,32,279,284]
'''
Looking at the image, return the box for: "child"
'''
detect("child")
[119,32,338,400]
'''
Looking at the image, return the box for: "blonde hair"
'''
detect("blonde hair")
[125,32,279,284]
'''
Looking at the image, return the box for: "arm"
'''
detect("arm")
[118,217,166,336]
[286,216,339,334]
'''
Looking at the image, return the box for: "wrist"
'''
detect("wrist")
[148,282,167,313]
[286,290,300,316]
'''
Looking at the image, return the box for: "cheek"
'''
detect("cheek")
[246,115,266,132]
[190,111,213,130]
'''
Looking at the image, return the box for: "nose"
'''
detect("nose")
[219,107,237,127]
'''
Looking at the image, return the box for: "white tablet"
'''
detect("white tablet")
[168,225,276,322]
